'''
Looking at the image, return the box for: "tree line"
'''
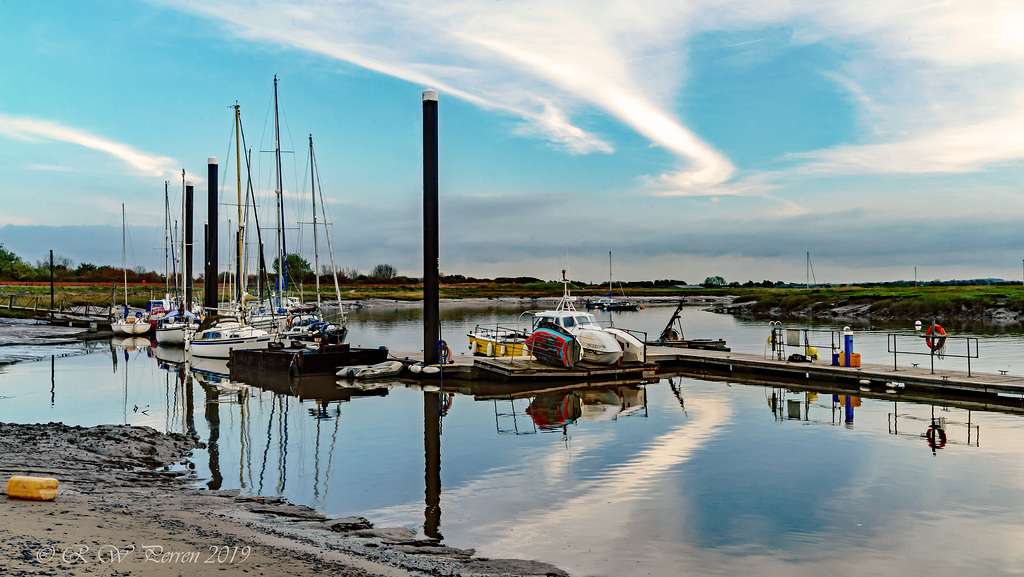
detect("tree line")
[0,243,406,285]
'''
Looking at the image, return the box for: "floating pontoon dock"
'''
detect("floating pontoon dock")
[398,346,1024,399]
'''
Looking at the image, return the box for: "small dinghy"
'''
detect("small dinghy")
[336,360,405,380]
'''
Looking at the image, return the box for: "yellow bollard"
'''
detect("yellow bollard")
[6,476,59,501]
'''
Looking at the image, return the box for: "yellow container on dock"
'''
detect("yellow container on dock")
[7,476,59,501]
[837,353,862,368]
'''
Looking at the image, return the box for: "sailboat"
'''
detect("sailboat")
[247,76,308,333]
[111,204,151,335]
[585,252,641,311]
[190,102,272,359]
[156,174,201,346]
[280,134,346,344]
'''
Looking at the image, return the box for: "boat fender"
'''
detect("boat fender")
[422,365,441,374]
[409,364,422,374]
[487,342,495,357]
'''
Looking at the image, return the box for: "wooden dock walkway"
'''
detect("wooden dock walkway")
[646,345,1024,397]
[393,346,1024,400]
[390,352,658,383]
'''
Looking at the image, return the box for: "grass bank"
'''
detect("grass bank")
[729,285,1024,321]
[3,282,1022,322]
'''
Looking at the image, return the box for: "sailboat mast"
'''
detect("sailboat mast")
[608,251,613,295]
[273,75,286,295]
[164,181,170,296]
[309,135,321,308]
[234,103,243,305]
[181,169,187,307]
[316,159,344,311]
[121,204,128,311]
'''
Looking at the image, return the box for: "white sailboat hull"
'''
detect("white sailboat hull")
[155,325,189,346]
[112,318,150,335]
[189,335,272,359]
[189,322,273,359]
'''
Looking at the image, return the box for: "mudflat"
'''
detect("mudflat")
[0,422,567,577]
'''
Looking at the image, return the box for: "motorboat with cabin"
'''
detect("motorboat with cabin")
[527,271,644,366]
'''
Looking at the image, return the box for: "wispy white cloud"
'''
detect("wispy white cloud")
[793,112,1024,175]
[164,0,1024,199]
[163,0,733,190]
[26,164,73,172]
[0,113,180,178]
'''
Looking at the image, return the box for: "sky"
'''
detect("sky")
[1,0,1023,285]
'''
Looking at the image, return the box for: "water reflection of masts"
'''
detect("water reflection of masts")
[258,394,276,495]
[424,390,442,540]
[277,396,289,493]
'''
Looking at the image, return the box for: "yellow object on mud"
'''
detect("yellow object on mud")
[6,475,59,501]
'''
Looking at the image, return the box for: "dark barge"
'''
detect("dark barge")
[230,342,389,379]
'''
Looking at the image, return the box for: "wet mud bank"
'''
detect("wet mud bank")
[0,422,568,577]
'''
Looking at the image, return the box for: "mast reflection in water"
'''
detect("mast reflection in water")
[9,317,1024,577]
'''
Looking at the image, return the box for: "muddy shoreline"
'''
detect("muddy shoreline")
[0,422,568,577]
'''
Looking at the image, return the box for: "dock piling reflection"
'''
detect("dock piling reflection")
[424,389,442,540]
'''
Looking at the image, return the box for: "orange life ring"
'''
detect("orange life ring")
[926,425,947,449]
[925,325,946,351]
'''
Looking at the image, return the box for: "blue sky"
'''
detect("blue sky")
[1,0,1023,284]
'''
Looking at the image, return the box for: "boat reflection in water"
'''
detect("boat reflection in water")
[34,335,1024,576]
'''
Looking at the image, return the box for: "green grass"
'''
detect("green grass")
[4,282,1023,321]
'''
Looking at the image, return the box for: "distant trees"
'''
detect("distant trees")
[703,275,726,287]
[370,263,398,280]
[273,255,314,284]
[0,244,33,280]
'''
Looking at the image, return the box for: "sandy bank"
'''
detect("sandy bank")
[0,422,568,577]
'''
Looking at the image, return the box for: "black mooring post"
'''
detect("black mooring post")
[205,157,219,310]
[185,181,194,312]
[49,249,54,314]
[422,89,439,365]
[424,391,442,538]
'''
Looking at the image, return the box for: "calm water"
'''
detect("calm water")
[3,304,1024,576]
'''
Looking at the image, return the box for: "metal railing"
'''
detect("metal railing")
[768,325,845,362]
[887,333,979,376]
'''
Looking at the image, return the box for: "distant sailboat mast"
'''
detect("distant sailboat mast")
[121,204,128,311]
[233,102,244,306]
[309,135,321,309]
[309,135,345,314]
[164,181,170,297]
[273,75,287,295]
